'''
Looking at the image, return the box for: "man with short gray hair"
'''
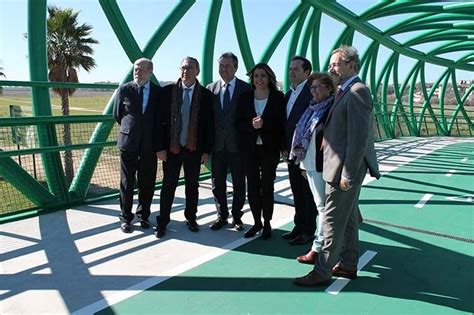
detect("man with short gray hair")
[294,45,380,286]
[113,58,161,233]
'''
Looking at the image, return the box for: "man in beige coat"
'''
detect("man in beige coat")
[294,45,380,286]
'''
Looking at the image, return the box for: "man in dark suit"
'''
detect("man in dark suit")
[113,58,160,233]
[206,52,252,231]
[294,46,380,286]
[155,57,214,238]
[282,56,318,245]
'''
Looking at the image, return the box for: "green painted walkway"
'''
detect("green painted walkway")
[97,141,474,315]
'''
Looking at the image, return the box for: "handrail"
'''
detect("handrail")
[0,80,118,89]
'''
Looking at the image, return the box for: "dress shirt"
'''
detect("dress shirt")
[220,76,236,107]
[340,75,358,92]
[182,82,196,101]
[139,80,151,113]
[286,79,307,118]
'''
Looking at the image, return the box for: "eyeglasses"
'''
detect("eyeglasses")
[328,60,349,70]
[180,65,195,71]
[310,85,327,90]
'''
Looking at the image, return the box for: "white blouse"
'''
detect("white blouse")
[254,98,268,145]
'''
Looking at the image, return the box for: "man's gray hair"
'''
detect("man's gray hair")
[182,56,200,71]
[218,52,238,68]
[332,45,361,74]
[135,58,153,70]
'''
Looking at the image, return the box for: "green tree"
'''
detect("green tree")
[0,65,5,95]
[47,5,98,185]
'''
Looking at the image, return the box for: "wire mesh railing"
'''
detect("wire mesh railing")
[0,101,472,218]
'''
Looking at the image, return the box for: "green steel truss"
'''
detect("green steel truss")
[0,0,472,217]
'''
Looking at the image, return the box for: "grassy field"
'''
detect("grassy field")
[0,90,114,117]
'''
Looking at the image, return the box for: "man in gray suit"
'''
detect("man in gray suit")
[207,52,252,231]
[294,46,380,286]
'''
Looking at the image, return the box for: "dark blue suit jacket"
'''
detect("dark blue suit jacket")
[284,82,312,151]
[113,81,161,153]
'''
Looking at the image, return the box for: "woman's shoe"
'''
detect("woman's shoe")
[261,221,272,240]
[244,224,263,238]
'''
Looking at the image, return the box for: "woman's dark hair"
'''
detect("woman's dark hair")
[307,72,337,96]
[247,63,278,91]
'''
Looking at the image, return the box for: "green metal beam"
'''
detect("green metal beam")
[27,0,69,202]
[307,0,474,71]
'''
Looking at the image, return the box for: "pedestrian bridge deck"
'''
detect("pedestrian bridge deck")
[1,137,473,314]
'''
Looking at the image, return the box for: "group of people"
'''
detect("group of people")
[113,45,380,286]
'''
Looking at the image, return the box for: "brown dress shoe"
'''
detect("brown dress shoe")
[294,271,331,287]
[296,250,318,265]
[332,265,357,279]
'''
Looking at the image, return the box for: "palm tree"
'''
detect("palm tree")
[47,5,98,185]
[0,65,5,95]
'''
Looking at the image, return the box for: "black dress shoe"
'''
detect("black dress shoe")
[120,222,132,233]
[232,218,244,231]
[294,271,331,287]
[140,220,150,229]
[155,226,166,238]
[244,224,263,238]
[261,222,272,240]
[210,218,228,231]
[289,233,313,245]
[282,230,299,240]
[186,220,199,232]
[332,265,357,279]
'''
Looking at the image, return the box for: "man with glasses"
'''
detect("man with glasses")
[294,46,380,286]
[155,57,214,238]
[113,58,161,233]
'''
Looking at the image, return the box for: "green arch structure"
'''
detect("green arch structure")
[0,0,472,219]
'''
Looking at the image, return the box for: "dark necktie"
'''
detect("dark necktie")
[335,87,344,103]
[223,83,231,114]
[180,88,192,146]
[138,85,145,113]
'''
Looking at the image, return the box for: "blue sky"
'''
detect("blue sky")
[0,0,471,85]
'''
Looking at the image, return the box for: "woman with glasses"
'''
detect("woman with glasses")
[236,63,285,239]
[289,72,336,263]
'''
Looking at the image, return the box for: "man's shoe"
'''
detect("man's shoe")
[232,218,244,231]
[332,265,357,279]
[155,226,166,238]
[282,230,299,240]
[210,218,228,231]
[297,250,318,265]
[140,220,150,229]
[294,271,331,287]
[120,222,132,233]
[289,233,313,245]
[244,224,263,238]
[186,220,199,232]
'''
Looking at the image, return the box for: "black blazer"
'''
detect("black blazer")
[157,83,214,154]
[113,81,161,153]
[207,78,252,152]
[236,89,285,154]
[284,83,312,150]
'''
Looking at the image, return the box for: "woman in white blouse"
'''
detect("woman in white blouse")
[236,63,285,239]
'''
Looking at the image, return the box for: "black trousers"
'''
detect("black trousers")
[288,163,318,235]
[157,148,201,228]
[246,146,280,224]
[119,150,157,224]
[211,148,246,220]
